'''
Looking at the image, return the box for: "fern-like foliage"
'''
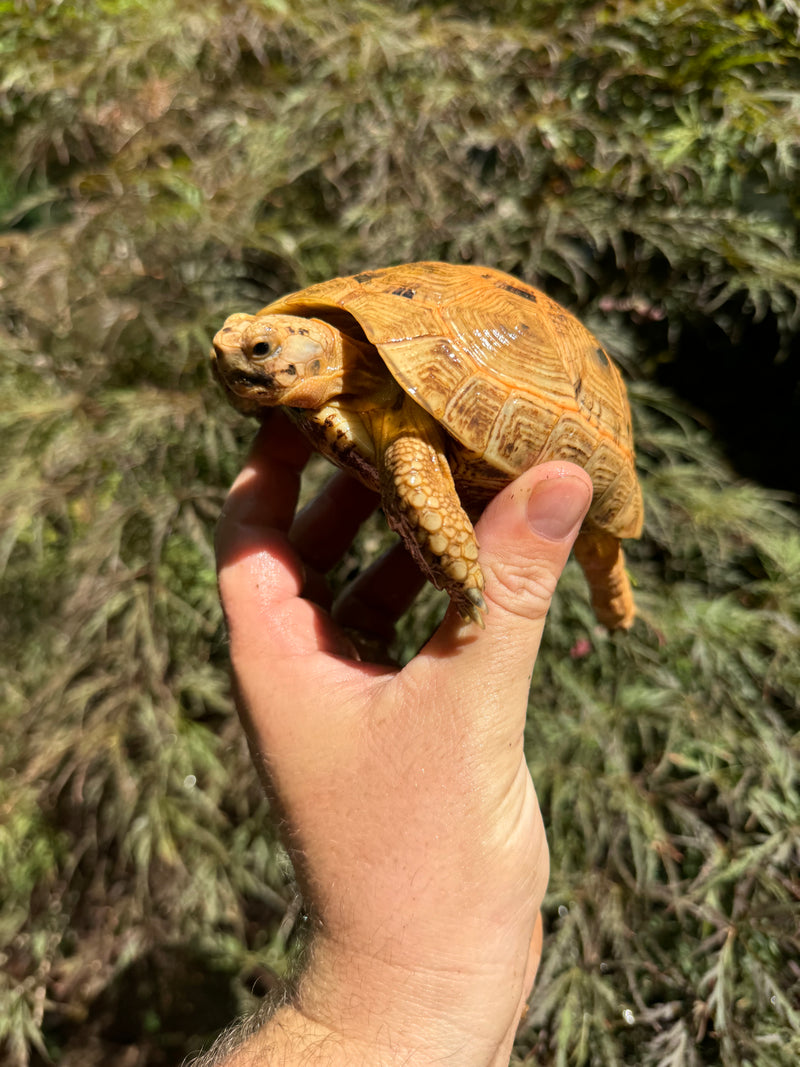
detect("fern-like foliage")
[1,1,798,1064]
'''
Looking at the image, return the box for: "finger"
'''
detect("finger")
[417,462,593,711]
[216,416,355,662]
[216,413,312,555]
[332,540,428,643]
[290,469,379,574]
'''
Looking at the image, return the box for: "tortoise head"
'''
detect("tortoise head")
[211,312,348,413]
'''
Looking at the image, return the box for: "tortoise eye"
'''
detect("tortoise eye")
[251,341,271,358]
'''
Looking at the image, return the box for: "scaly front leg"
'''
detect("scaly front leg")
[366,397,487,625]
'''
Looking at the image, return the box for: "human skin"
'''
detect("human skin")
[212,412,593,1066]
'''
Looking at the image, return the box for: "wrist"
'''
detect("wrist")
[217,943,526,1066]
[229,998,517,1067]
[285,938,526,1066]
[217,1003,376,1066]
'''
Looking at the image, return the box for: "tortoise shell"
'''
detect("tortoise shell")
[260,262,642,541]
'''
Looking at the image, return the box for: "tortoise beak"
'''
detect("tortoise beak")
[210,315,277,414]
[212,316,263,388]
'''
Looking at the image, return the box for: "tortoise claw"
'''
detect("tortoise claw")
[459,587,487,627]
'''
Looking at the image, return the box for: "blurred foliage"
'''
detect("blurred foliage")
[1,0,798,1064]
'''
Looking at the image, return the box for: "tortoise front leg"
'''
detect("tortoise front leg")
[573,526,636,630]
[365,398,487,625]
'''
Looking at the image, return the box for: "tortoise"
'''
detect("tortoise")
[211,262,643,629]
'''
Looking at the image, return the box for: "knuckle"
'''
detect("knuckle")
[482,553,561,621]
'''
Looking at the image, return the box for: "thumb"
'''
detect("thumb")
[423,462,593,700]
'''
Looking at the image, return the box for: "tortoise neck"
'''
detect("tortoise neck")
[338,333,398,407]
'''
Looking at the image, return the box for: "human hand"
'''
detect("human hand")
[214,412,593,1066]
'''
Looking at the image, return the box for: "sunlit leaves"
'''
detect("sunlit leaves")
[1,0,799,1063]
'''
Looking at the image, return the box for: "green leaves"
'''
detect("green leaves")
[1,0,799,1062]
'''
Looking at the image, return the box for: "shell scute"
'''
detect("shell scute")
[443,373,513,454]
[485,393,561,476]
[377,336,467,417]
[540,412,599,469]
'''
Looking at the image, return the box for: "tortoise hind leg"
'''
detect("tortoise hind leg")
[365,398,487,625]
[573,527,636,630]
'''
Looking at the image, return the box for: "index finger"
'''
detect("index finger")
[216,412,312,555]
[215,414,371,665]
